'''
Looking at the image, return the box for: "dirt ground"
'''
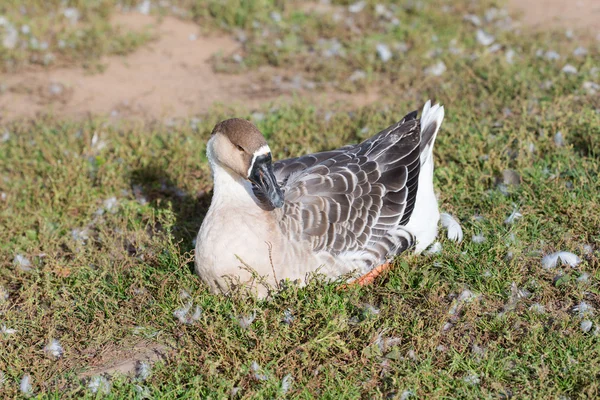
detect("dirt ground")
[508,0,600,30]
[0,1,598,122]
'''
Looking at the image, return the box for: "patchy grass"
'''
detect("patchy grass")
[1,0,600,398]
[0,0,154,72]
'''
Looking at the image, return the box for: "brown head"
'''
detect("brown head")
[208,118,284,208]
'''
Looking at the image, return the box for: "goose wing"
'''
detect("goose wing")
[277,112,422,256]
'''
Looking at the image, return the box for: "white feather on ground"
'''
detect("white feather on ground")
[440,213,463,243]
[237,312,256,329]
[573,301,593,319]
[20,374,33,397]
[173,301,202,324]
[581,320,593,333]
[44,338,64,359]
[0,285,8,303]
[541,251,581,269]
[136,361,152,381]
[281,374,293,394]
[504,208,523,224]
[251,361,268,381]
[88,375,111,394]
[425,241,442,255]
[1,325,16,335]
[471,233,486,244]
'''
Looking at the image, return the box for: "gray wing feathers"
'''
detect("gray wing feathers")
[278,112,423,263]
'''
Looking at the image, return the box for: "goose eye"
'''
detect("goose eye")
[236,145,244,152]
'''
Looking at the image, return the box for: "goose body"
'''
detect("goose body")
[195,101,445,296]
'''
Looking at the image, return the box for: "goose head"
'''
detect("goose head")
[208,118,284,209]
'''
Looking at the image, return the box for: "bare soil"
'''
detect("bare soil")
[508,0,600,31]
[79,341,169,378]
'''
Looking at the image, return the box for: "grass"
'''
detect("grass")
[0,0,155,72]
[1,0,600,398]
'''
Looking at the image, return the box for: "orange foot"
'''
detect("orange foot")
[338,262,392,289]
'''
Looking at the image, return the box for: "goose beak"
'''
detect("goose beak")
[248,153,284,209]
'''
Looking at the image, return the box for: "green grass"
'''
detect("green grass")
[1,0,600,398]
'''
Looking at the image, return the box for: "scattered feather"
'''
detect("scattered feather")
[237,311,256,329]
[0,371,5,385]
[504,208,523,224]
[282,309,294,325]
[1,325,16,335]
[554,131,564,147]
[269,11,281,23]
[463,373,480,385]
[348,1,366,13]
[0,285,9,303]
[529,303,546,314]
[250,361,268,381]
[71,228,90,243]
[581,320,593,333]
[573,46,587,57]
[472,344,485,357]
[20,374,33,397]
[103,197,118,212]
[505,48,516,63]
[363,303,380,316]
[501,282,529,314]
[476,30,495,46]
[88,375,111,394]
[281,374,293,394]
[471,233,486,244]
[44,338,64,359]
[424,61,446,76]
[449,289,478,315]
[349,70,366,82]
[425,241,442,255]
[463,14,481,26]
[541,251,581,269]
[440,213,463,243]
[134,384,151,398]
[400,389,415,400]
[544,50,560,60]
[136,361,152,381]
[573,302,593,319]
[374,332,402,352]
[561,64,577,74]
[577,273,589,283]
[137,0,151,15]
[376,43,392,62]
[583,81,600,95]
[13,254,32,271]
[505,250,514,261]
[173,301,202,325]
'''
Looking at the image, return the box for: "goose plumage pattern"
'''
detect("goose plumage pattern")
[195,101,445,297]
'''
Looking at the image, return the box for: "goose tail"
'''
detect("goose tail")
[419,100,444,164]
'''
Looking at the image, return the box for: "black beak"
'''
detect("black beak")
[248,153,284,209]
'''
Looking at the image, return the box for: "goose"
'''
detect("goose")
[195,100,445,297]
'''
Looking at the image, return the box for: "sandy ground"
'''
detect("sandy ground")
[508,0,600,30]
[0,1,598,122]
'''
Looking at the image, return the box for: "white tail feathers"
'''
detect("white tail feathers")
[419,100,445,164]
